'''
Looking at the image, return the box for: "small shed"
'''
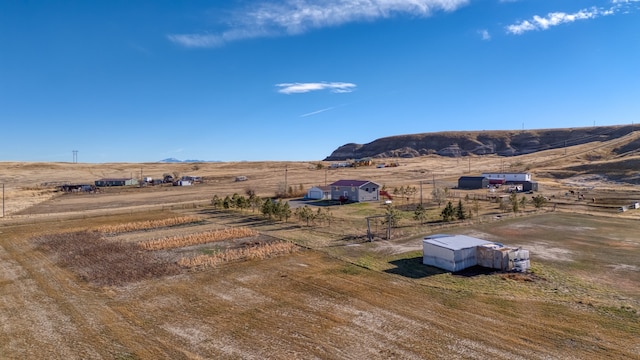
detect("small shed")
[515,181,538,192]
[458,176,489,190]
[423,234,493,272]
[307,186,331,200]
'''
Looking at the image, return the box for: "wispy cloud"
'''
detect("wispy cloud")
[478,29,491,40]
[506,1,639,35]
[168,0,470,48]
[300,107,336,117]
[276,82,356,94]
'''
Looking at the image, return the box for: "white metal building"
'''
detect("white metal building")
[422,234,493,272]
[481,173,532,182]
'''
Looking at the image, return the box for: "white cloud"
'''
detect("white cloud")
[276,82,356,94]
[506,1,639,35]
[478,29,491,40]
[506,7,609,34]
[168,0,470,48]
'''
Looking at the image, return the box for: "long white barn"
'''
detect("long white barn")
[481,172,531,182]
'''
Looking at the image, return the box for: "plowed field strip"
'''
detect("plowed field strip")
[0,228,189,359]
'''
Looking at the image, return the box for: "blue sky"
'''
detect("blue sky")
[1,0,639,163]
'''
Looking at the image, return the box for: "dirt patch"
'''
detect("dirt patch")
[33,231,180,286]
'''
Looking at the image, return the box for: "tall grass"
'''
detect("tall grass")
[94,216,201,234]
[140,227,258,250]
[177,242,297,269]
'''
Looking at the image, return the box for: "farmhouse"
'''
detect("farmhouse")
[330,179,380,203]
[94,178,138,187]
[423,234,530,272]
[307,186,331,200]
[458,176,489,190]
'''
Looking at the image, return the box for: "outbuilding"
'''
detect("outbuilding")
[422,234,493,272]
[458,176,489,190]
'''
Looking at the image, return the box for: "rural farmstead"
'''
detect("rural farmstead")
[422,234,530,272]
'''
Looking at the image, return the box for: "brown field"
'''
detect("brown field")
[1,139,640,359]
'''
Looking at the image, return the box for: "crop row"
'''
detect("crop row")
[94,216,201,234]
[140,227,258,250]
[177,242,298,268]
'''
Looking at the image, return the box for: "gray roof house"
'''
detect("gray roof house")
[330,180,380,203]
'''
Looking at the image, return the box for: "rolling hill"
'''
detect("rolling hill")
[324,124,640,160]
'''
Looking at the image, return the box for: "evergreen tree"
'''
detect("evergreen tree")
[441,201,455,222]
[262,198,274,219]
[223,195,232,209]
[282,202,292,222]
[413,203,428,224]
[456,200,466,220]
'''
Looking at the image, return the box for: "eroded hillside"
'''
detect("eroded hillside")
[325,125,640,160]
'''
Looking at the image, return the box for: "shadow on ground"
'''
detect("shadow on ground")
[384,257,446,279]
[385,258,497,279]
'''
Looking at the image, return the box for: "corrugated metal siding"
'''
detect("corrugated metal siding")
[423,235,493,272]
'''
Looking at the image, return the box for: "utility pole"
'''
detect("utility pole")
[72,150,78,163]
[2,183,4,218]
[324,168,327,186]
[284,165,288,198]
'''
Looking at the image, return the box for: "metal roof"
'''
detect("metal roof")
[458,176,487,180]
[95,178,135,182]
[330,179,378,187]
[423,234,493,250]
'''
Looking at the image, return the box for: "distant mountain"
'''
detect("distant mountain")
[324,125,640,160]
[158,158,207,163]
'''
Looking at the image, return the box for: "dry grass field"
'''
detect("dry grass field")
[1,138,640,359]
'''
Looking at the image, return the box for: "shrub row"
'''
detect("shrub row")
[94,216,201,234]
[177,242,298,269]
